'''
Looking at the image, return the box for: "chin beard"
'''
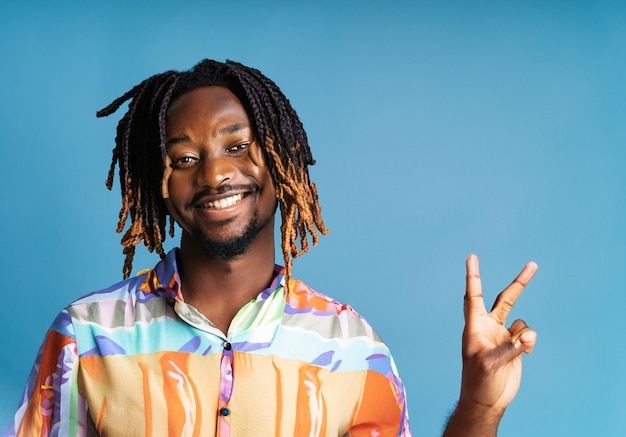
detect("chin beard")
[192,212,272,260]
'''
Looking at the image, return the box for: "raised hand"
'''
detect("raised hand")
[444,254,538,436]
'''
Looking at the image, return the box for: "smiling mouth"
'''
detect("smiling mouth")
[197,193,245,210]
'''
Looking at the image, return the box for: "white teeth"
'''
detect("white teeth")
[203,194,243,210]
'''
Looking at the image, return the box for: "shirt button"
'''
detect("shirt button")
[223,341,232,350]
[220,407,230,416]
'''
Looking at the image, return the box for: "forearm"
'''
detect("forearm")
[442,401,505,437]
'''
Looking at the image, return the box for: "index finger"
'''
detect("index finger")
[464,254,486,321]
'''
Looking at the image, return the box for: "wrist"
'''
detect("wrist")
[457,398,506,418]
[443,400,505,437]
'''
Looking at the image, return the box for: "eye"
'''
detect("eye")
[170,156,198,168]
[227,142,250,154]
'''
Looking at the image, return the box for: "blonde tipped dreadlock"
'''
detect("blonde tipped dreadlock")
[97,60,328,283]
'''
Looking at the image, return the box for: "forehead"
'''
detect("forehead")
[166,86,249,127]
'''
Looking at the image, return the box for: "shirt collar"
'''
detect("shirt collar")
[138,248,287,304]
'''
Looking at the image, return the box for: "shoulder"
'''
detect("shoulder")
[67,273,149,309]
[280,278,404,380]
[65,250,179,317]
[286,277,360,316]
[284,277,382,342]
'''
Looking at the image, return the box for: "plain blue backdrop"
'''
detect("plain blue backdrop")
[1,1,625,435]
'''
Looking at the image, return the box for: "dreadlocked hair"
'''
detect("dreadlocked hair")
[97,59,329,283]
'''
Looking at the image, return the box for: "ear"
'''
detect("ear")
[249,139,266,167]
[161,155,173,199]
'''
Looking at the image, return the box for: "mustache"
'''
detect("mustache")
[191,183,260,205]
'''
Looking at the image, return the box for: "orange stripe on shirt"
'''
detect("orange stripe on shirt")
[17,330,75,437]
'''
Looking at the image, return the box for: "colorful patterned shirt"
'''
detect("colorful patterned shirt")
[6,249,411,437]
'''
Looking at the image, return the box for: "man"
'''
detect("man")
[5,60,537,436]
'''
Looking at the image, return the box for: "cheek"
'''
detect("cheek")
[166,173,183,199]
[250,164,275,195]
[163,191,189,233]
[258,171,277,208]
[163,171,191,216]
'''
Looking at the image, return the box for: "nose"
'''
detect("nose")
[196,156,235,189]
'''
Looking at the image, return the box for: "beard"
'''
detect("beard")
[192,210,275,260]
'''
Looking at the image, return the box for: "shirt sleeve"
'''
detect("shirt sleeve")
[4,310,85,437]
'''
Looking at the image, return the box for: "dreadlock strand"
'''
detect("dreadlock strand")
[169,216,175,238]
[279,202,296,280]
[158,76,180,160]
[114,88,145,239]
[122,244,136,280]
[142,193,157,253]
[298,220,309,255]
[106,146,118,190]
[96,83,142,118]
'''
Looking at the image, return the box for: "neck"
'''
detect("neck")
[176,225,277,334]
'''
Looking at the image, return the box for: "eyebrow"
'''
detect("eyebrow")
[216,123,249,136]
[165,123,250,148]
[165,134,191,148]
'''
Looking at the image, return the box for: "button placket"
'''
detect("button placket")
[217,342,234,430]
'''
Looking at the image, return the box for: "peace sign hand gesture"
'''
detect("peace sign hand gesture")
[444,254,538,437]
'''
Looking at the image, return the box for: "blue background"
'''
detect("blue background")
[1,1,625,435]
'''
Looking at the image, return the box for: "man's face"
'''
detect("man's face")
[164,86,277,259]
